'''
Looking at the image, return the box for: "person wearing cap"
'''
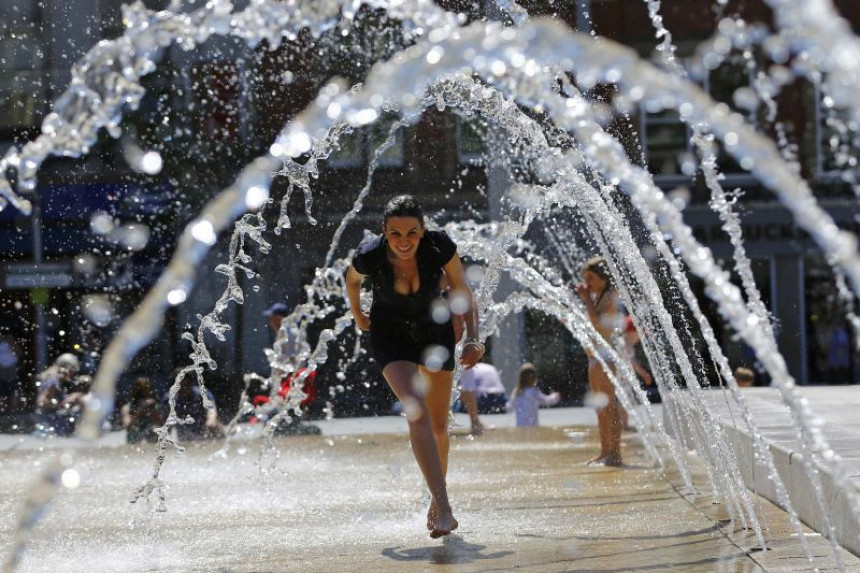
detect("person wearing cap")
[263,302,289,333]
[255,301,319,434]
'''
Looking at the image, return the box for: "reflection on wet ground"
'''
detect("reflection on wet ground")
[0,423,857,572]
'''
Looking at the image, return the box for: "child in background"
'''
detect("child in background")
[734,367,756,388]
[506,363,560,427]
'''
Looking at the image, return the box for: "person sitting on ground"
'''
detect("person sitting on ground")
[35,353,83,437]
[734,367,756,388]
[506,363,560,427]
[457,360,506,435]
[121,376,165,444]
[169,372,225,441]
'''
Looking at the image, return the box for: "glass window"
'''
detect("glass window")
[190,61,242,142]
[368,112,404,167]
[0,73,47,129]
[814,83,859,178]
[326,128,365,169]
[805,256,857,384]
[641,109,689,176]
[714,258,773,379]
[0,19,48,129]
[456,115,488,163]
[704,54,758,174]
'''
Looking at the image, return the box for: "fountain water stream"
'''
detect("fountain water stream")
[2,1,860,571]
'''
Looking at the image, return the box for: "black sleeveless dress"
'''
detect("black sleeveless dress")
[352,229,457,371]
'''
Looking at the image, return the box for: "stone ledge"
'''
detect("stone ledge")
[665,386,860,557]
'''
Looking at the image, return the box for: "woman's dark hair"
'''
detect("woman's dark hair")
[582,256,613,287]
[383,194,424,225]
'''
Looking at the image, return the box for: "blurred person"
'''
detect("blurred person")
[827,321,851,385]
[619,316,658,429]
[121,377,165,444]
[345,194,483,538]
[34,353,84,437]
[260,302,319,433]
[457,360,506,435]
[734,367,756,388]
[575,256,624,467]
[169,372,224,441]
[506,363,560,427]
[0,333,19,413]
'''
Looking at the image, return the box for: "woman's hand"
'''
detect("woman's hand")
[354,310,371,331]
[459,341,484,369]
[574,283,590,303]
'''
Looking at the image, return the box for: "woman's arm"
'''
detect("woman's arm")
[575,286,619,339]
[442,253,483,367]
[346,265,371,331]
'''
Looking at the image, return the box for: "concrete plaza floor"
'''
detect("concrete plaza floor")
[0,406,858,572]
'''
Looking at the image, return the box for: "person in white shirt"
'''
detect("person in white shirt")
[506,363,560,427]
[458,361,506,435]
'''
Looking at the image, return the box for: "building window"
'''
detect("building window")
[640,53,760,181]
[456,115,488,164]
[368,112,404,167]
[0,24,47,129]
[191,61,243,143]
[640,109,690,176]
[326,127,365,169]
[703,54,759,175]
[326,112,405,169]
[814,82,859,179]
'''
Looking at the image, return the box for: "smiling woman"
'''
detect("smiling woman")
[345,194,484,539]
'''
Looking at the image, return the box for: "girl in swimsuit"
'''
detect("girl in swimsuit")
[345,194,484,538]
[575,256,623,467]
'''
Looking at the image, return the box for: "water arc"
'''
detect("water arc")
[2,2,860,571]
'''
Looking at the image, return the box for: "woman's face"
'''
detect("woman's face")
[583,269,607,294]
[383,216,424,260]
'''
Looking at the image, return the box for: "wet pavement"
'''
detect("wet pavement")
[1,409,858,572]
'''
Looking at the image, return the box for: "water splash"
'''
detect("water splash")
[4,2,860,572]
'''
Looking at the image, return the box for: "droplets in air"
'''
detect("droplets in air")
[90,211,115,235]
[113,223,151,251]
[190,220,217,245]
[82,295,115,327]
[584,390,610,410]
[421,345,450,372]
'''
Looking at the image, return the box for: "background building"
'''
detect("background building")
[1,0,858,427]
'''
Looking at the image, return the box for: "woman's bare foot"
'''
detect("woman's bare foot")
[426,499,438,531]
[430,511,458,538]
[587,454,622,467]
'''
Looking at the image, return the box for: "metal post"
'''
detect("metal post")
[31,192,47,373]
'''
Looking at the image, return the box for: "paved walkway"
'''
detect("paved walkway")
[1,404,857,572]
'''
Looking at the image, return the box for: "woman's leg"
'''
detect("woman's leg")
[420,367,454,475]
[419,367,456,531]
[588,362,622,466]
[382,361,458,537]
